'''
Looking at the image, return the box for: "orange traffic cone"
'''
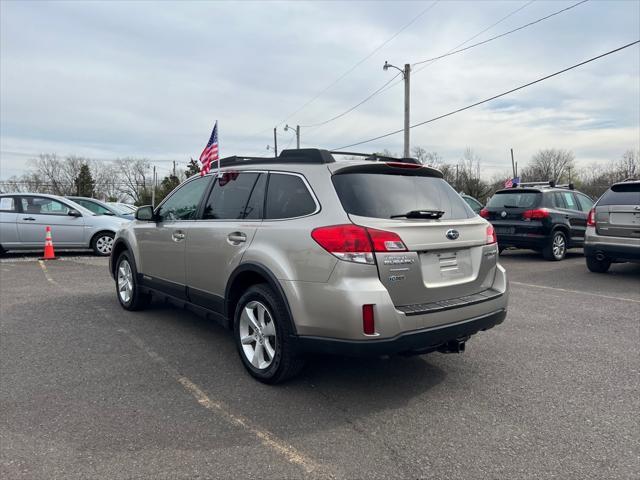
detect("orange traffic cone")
[41,226,57,260]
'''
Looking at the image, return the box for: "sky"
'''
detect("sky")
[1,0,639,180]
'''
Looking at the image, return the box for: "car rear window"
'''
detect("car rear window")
[332,173,473,220]
[598,183,640,206]
[265,173,317,219]
[487,191,541,208]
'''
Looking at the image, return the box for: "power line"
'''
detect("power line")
[0,150,180,163]
[299,72,402,128]
[274,0,440,127]
[298,0,536,133]
[332,40,640,150]
[412,0,589,66]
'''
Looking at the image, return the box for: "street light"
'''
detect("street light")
[284,124,300,149]
[383,60,411,158]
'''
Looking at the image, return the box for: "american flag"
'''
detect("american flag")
[504,176,520,188]
[199,121,219,176]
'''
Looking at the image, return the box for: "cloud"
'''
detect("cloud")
[1,0,638,180]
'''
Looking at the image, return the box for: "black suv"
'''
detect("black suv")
[480,182,595,260]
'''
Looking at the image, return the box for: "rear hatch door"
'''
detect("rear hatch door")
[483,190,542,233]
[331,164,498,307]
[595,183,640,238]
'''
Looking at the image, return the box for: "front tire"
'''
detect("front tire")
[586,255,611,273]
[92,231,115,256]
[543,231,567,261]
[234,284,304,384]
[115,251,151,311]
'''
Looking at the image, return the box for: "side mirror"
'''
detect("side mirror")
[135,205,155,221]
[68,209,82,217]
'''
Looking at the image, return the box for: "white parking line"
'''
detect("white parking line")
[511,281,640,304]
[115,325,330,478]
[38,260,57,285]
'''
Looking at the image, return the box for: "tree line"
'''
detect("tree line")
[1,148,637,205]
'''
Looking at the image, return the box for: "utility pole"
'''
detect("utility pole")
[273,127,278,157]
[384,61,411,158]
[151,166,156,207]
[172,160,176,177]
[285,124,300,149]
[510,148,516,178]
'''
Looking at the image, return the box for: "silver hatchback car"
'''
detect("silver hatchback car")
[110,149,508,383]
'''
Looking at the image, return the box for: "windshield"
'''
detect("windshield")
[487,191,541,208]
[332,173,474,220]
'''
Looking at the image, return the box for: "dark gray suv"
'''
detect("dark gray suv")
[109,149,509,383]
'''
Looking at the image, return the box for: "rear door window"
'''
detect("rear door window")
[561,192,578,211]
[202,172,265,220]
[598,183,640,206]
[332,173,473,220]
[486,191,541,209]
[575,193,594,212]
[265,173,317,219]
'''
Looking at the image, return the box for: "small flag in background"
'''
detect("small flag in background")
[199,121,219,176]
[504,177,520,188]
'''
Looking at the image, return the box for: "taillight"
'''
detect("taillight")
[367,228,407,252]
[362,304,375,335]
[587,208,596,226]
[522,208,549,220]
[486,225,497,244]
[479,208,490,218]
[311,224,407,264]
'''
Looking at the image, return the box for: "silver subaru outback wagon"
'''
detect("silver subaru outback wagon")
[110,149,508,383]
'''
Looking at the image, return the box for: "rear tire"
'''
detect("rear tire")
[115,251,151,311]
[92,231,115,256]
[586,255,611,273]
[234,284,304,384]
[543,231,567,261]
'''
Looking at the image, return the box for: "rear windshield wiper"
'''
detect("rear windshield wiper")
[391,210,445,219]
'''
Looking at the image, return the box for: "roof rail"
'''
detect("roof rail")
[330,151,421,165]
[213,148,335,169]
[510,180,575,190]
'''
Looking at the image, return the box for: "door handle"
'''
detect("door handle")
[564,215,570,219]
[172,230,185,242]
[22,217,35,221]
[227,232,247,245]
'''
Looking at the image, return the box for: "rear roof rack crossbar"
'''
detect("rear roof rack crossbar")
[330,151,421,165]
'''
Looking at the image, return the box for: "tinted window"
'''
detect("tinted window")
[265,174,316,219]
[0,197,16,212]
[76,199,112,215]
[21,197,71,215]
[575,193,594,212]
[562,192,578,210]
[598,183,640,206]
[333,173,473,220]
[463,196,482,212]
[157,176,209,221]
[487,191,541,209]
[203,172,265,220]
[553,192,566,209]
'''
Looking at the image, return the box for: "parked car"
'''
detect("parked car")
[67,196,134,219]
[480,182,594,260]
[0,193,129,256]
[110,148,508,384]
[584,179,640,272]
[460,193,483,214]
[108,202,137,214]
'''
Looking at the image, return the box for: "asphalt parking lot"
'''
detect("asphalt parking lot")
[1,250,639,479]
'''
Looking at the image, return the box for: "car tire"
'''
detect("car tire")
[498,245,505,254]
[0,244,5,256]
[586,255,611,273]
[115,251,151,311]
[233,284,304,384]
[543,231,567,261]
[92,231,115,256]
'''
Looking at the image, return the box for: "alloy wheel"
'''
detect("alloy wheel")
[552,233,566,259]
[239,301,277,370]
[117,259,134,304]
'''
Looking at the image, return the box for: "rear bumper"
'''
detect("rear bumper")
[496,232,547,249]
[295,308,507,356]
[584,244,640,261]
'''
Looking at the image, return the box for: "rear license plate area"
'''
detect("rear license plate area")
[495,226,515,235]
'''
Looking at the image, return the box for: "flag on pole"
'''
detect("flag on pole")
[504,177,520,188]
[199,121,219,176]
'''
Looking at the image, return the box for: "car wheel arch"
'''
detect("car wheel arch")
[110,237,134,278]
[225,263,297,334]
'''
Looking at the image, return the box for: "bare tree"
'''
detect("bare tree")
[456,148,492,200]
[114,158,152,204]
[91,161,123,201]
[521,149,575,183]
